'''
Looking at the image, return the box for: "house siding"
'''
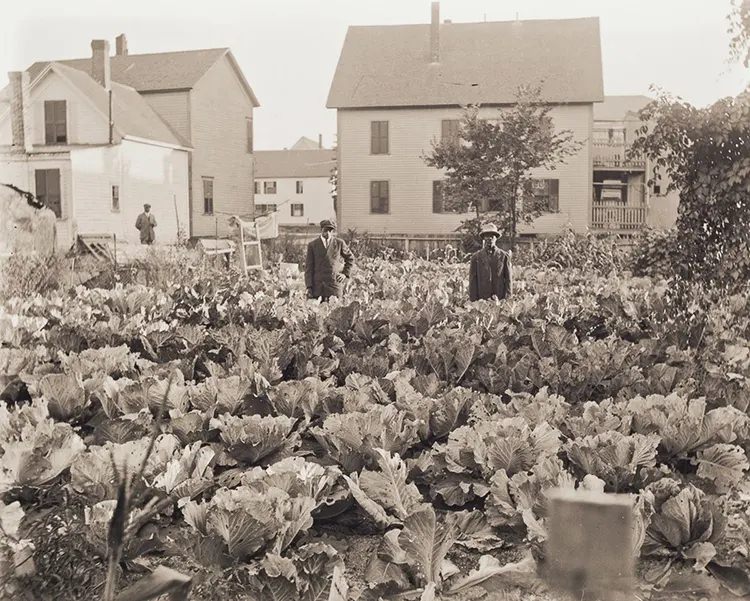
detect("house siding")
[0,70,108,147]
[255,176,334,225]
[190,55,255,237]
[142,91,191,143]
[337,104,593,236]
[70,139,189,244]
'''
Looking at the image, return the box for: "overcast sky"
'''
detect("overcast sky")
[1,0,747,150]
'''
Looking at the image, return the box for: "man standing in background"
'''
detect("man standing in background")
[469,223,512,301]
[135,204,157,245]
[305,219,355,301]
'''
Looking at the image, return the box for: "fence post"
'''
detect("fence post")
[545,489,635,601]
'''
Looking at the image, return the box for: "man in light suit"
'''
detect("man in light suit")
[305,219,355,301]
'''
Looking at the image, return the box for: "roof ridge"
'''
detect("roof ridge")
[348,16,600,28]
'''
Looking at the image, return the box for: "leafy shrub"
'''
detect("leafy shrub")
[0,399,85,493]
[518,228,627,274]
[0,253,72,300]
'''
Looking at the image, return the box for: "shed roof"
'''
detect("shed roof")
[254,149,335,178]
[327,17,603,108]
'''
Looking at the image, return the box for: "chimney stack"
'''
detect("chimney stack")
[9,71,32,154]
[115,34,128,56]
[430,2,440,63]
[91,39,111,89]
[318,134,323,149]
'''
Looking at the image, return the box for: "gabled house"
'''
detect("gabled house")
[254,145,336,226]
[327,4,603,238]
[592,95,678,231]
[0,42,191,247]
[15,34,260,240]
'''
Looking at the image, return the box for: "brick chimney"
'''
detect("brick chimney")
[430,2,440,63]
[318,134,323,149]
[115,34,128,56]
[9,71,32,154]
[91,39,111,89]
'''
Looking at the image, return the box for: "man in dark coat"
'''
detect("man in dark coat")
[305,219,355,300]
[135,204,157,245]
[469,223,512,301]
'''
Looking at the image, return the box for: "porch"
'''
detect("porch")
[592,141,646,170]
[591,203,648,232]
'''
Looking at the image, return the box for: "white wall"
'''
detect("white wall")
[254,176,334,225]
[337,104,593,235]
[190,55,255,238]
[70,139,189,244]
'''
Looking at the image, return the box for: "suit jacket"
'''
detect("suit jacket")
[135,212,157,244]
[469,247,512,301]
[305,236,355,299]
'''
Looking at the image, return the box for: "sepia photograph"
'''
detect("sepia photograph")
[1,0,749,599]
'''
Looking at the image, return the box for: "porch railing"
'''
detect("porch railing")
[591,204,647,231]
[592,142,646,169]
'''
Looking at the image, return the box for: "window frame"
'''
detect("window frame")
[370,121,389,155]
[256,203,277,215]
[202,177,214,215]
[263,181,277,194]
[111,184,120,213]
[254,180,261,194]
[44,100,67,145]
[34,168,62,218]
[369,180,390,214]
[295,180,304,194]
[530,178,560,213]
[290,203,304,217]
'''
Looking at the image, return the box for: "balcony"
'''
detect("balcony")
[591,203,647,232]
[592,142,646,170]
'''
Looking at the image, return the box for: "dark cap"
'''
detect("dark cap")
[144,203,151,209]
[320,219,337,230]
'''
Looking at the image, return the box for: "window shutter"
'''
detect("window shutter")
[432,181,443,213]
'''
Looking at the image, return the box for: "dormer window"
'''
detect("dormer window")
[44,100,67,144]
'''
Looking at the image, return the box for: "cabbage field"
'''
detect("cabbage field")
[2,257,750,600]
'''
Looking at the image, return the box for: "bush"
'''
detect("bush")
[629,228,681,280]
[0,254,73,300]
[517,229,627,275]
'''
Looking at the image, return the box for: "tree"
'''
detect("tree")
[729,0,750,66]
[423,85,582,252]
[630,89,750,291]
[629,2,750,291]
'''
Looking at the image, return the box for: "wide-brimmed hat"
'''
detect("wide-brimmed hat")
[480,223,500,237]
[320,219,337,230]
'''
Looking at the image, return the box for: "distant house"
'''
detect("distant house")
[291,135,325,151]
[0,42,190,247]
[327,3,603,238]
[1,34,260,242]
[593,95,678,231]
[254,141,336,226]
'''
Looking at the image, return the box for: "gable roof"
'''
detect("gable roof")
[28,48,259,106]
[327,17,603,108]
[594,95,652,121]
[254,149,335,178]
[39,63,189,147]
[291,136,323,150]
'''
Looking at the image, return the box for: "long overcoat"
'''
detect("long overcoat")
[469,247,512,301]
[305,236,355,300]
